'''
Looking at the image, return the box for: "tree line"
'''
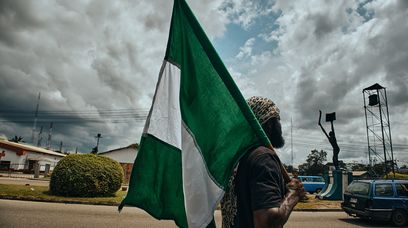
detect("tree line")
[285,149,405,176]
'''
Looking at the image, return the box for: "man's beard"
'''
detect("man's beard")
[263,118,285,149]
[268,130,285,149]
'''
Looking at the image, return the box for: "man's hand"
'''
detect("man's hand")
[253,178,306,228]
[286,178,306,201]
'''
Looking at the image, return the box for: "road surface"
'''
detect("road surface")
[0,200,393,227]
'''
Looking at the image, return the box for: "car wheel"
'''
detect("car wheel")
[392,209,407,226]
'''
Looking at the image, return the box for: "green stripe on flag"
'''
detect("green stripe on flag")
[120,134,187,228]
[165,0,269,187]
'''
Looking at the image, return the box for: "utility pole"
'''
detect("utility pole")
[92,133,102,154]
[291,117,294,168]
[31,92,41,144]
[59,141,63,153]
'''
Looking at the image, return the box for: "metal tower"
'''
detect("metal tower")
[363,83,394,177]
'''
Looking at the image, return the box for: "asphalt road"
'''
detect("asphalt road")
[0,199,394,228]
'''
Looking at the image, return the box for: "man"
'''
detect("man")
[221,96,305,228]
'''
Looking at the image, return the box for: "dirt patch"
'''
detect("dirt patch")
[295,194,341,210]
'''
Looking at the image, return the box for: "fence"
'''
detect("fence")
[0,163,55,179]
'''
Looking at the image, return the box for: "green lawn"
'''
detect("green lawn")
[0,184,126,205]
[0,184,342,210]
[296,195,341,210]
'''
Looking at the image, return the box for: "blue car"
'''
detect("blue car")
[342,179,408,226]
[297,176,326,194]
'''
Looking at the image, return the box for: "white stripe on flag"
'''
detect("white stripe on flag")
[145,60,223,228]
[145,61,182,150]
[182,124,224,228]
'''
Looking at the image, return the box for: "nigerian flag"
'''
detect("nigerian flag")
[119,0,270,227]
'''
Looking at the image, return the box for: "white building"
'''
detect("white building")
[98,144,138,182]
[0,139,66,172]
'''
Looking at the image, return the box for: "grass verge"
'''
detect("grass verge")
[296,195,341,210]
[0,184,126,206]
[0,184,342,210]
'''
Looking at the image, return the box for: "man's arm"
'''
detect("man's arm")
[253,179,305,228]
[318,110,330,139]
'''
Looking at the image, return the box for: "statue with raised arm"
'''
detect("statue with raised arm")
[318,110,340,170]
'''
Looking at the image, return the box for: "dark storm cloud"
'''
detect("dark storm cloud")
[0,0,44,46]
[0,0,161,151]
[312,13,339,39]
[378,15,408,109]
[0,0,229,152]
[91,57,135,103]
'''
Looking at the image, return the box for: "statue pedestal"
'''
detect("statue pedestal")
[316,170,353,200]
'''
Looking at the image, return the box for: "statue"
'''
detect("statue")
[318,110,340,170]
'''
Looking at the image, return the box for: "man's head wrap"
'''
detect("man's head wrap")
[247,96,280,125]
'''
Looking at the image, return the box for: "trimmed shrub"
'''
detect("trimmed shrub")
[50,154,124,197]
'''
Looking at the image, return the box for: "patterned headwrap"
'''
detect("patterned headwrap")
[247,96,280,124]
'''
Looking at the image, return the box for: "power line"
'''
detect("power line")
[0,108,149,123]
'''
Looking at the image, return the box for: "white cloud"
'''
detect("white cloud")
[236,37,256,59]
[189,0,229,38]
[221,0,274,29]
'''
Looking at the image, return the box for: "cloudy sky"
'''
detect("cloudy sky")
[1,0,407,167]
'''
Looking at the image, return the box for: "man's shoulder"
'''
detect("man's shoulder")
[242,146,278,166]
[248,146,276,158]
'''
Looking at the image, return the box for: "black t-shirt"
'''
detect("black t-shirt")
[234,146,286,228]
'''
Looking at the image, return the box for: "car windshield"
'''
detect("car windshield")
[299,176,324,182]
[347,181,370,195]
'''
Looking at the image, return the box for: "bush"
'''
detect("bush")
[50,154,124,197]
[384,172,408,180]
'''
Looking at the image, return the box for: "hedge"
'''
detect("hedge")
[50,154,124,197]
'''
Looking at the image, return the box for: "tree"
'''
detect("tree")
[326,160,347,170]
[351,163,369,171]
[298,149,327,175]
[372,162,387,176]
[283,163,297,174]
[9,136,24,143]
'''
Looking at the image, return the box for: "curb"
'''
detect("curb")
[0,196,120,207]
[293,208,343,212]
[27,178,50,182]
